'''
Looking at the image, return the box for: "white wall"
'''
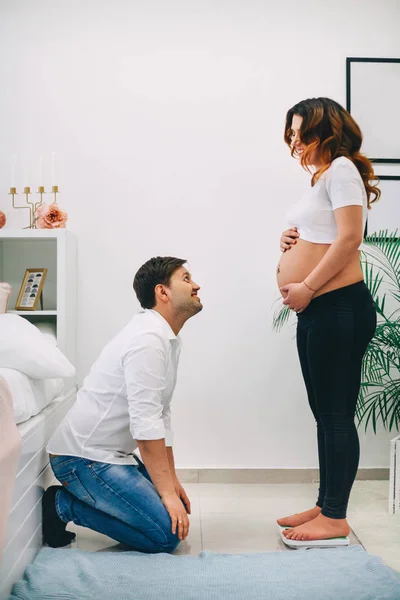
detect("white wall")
[1,0,399,468]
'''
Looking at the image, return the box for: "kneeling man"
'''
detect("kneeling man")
[43,256,202,553]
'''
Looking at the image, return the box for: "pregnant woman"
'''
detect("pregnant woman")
[276,97,379,542]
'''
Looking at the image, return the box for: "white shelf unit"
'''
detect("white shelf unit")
[8,310,58,316]
[0,230,77,384]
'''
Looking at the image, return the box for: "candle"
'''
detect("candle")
[11,154,16,188]
[51,152,56,186]
[39,154,44,185]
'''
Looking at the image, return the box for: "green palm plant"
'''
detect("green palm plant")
[272,230,400,433]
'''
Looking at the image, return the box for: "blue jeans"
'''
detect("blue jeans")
[50,455,180,553]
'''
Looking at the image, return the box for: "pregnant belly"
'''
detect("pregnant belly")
[277,240,328,293]
[276,239,363,298]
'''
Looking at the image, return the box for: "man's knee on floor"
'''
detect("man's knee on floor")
[154,539,180,553]
[152,529,180,554]
[159,532,180,553]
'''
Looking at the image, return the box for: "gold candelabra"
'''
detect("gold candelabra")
[24,186,34,227]
[9,185,51,228]
[36,186,46,220]
[37,186,45,207]
[52,185,59,204]
[9,186,31,227]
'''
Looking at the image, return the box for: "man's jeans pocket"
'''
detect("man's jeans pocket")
[51,458,96,506]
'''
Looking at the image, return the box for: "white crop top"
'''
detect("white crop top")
[286,156,367,244]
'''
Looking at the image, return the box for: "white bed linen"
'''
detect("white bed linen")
[0,315,75,379]
[0,391,76,599]
[0,368,63,424]
[0,375,21,563]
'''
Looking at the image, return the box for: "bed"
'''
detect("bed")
[0,387,76,599]
[0,314,76,599]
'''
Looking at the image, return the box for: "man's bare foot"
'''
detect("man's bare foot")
[277,506,321,528]
[282,513,351,541]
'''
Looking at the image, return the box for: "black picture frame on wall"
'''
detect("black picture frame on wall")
[346,57,400,180]
[364,179,400,238]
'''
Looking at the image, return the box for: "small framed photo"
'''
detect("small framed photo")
[15,268,48,311]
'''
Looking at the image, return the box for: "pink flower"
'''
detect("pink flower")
[0,211,6,229]
[35,203,68,229]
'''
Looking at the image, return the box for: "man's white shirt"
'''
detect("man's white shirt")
[47,309,182,465]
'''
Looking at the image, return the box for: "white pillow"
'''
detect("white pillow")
[34,321,57,346]
[0,283,12,314]
[0,367,31,423]
[0,314,75,379]
[0,367,64,423]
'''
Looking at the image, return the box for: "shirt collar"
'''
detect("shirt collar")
[145,309,179,341]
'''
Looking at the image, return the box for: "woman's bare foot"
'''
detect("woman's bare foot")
[277,506,321,528]
[282,513,351,541]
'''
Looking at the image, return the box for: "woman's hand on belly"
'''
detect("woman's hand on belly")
[277,239,331,292]
[280,282,314,313]
[280,227,299,252]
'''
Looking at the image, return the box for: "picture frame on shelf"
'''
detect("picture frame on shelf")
[15,268,48,311]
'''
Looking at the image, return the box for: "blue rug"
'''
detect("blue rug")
[9,545,400,600]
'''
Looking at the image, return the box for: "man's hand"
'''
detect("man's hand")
[161,492,190,541]
[280,282,314,313]
[174,478,191,515]
[280,227,299,252]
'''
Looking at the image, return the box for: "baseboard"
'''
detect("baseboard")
[176,468,389,484]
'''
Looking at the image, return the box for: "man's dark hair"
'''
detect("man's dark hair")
[133,256,187,309]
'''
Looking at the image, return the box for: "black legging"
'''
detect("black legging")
[296,281,376,519]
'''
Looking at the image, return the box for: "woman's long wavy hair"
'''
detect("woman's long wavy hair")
[284,97,380,208]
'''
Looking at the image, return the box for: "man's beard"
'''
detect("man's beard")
[182,298,203,317]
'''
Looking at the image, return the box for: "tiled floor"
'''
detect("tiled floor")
[66,481,400,572]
